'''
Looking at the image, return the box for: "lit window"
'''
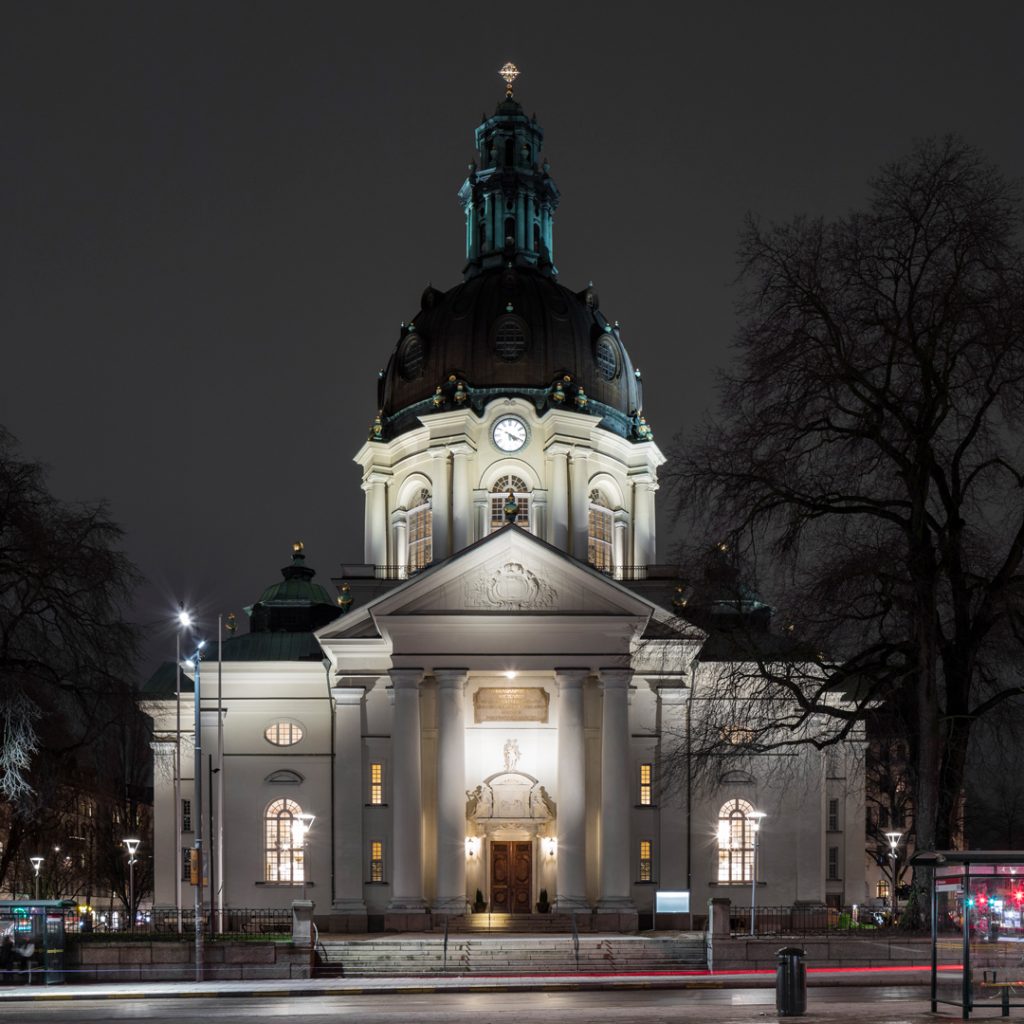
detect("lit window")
[265,721,304,746]
[639,840,653,882]
[717,799,755,883]
[370,840,384,883]
[876,879,890,900]
[587,489,614,571]
[370,762,384,805]
[489,475,530,531]
[406,490,432,571]
[264,799,305,883]
[639,763,653,806]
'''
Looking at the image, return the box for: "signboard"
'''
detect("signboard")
[655,890,690,913]
[473,686,550,723]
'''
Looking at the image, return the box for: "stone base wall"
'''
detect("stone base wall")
[66,941,312,983]
[709,936,934,971]
[318,912,369,934]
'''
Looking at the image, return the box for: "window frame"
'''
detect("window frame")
[489,474,531,532]
[369,839,385,883]
[264,798,305,884]
[587,490,614,572]
[638,763,653,806]
[638,839,653,883]
[369,761,385,806]
[406,495,433,572]
[717,798,755,884]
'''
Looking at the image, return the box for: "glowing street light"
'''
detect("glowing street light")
[293,814,316,902]
[174,604,193,935]
[29,856,43,900]
[124,838,141,932]
[749,811,766,936]
[884,830,903,922]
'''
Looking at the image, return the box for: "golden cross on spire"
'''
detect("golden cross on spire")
[499,62,520,97]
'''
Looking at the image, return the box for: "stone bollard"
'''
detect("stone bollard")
[291,900,315,946]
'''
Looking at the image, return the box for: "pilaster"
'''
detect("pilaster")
[597,669,635,917]
[433,669,468,913]
[555,668,589,909]
[331,687,368,923]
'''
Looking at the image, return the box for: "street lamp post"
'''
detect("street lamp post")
[30,856,43,900]
[884,830,903,923]
[749,811,766,936]
[187,641,207,981]
[175,607,192,934]
[124,838,141,932]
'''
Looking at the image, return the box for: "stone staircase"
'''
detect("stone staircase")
[314,934,706,978]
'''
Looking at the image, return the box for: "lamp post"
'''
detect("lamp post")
[30,856,43,900]
[124,838,141,932]
[884,830,903,923]
[749,811,766,936]
[175,606,192,934]
[294,814,315,901]
[186,641,207,981]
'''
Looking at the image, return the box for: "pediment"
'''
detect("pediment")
[367,527,653,619]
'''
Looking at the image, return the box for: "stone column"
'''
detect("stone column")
[613,510,629,578]
[431,449,452,562]
[391,510,408,577]
[658,687,689,892]
[150,741,177,908]
[434,669,468,913]
[472,489,489,542]
[450,445,473,554]
[555,669,589,909]
[387,669,427,915]
[632,475,657,568]
[531,489,548,540]
[546,446,570,552]
[570,450,590,561]
[362,471,390,566]
[598,669,635,912]
[331,686,368,924]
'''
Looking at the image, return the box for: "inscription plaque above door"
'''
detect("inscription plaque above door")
[473,686,550,723]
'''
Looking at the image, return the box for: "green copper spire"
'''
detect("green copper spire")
[458,65,560,279]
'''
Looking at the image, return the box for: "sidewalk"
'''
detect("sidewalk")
[0,964,943,1002]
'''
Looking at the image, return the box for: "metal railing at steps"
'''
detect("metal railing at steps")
[729,905,908,936]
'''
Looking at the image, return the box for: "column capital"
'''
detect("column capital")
[545,443,572,459]
[598,668,633,690]
[331,686,366,707]
[389,668,425,690]
[429,446,452,462]
[449,443,475,458]
[433,668,469,690]
[657,686,689,706]
[554,668,589,690]
[362,469,392,490]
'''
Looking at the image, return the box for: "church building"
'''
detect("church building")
[143,70,866,932]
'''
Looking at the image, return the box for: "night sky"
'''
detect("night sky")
[3,2,1022,676]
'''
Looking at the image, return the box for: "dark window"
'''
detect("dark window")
[595,336,619,380]
[827,846,840,881]
[494,317,527,361]
[828,798,839,832]
[533,223,541,252]
[504,138,514,165]
[504,217,516,246]
[399,334,425,380]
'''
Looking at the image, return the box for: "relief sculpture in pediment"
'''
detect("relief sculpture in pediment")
[465,561,557,611]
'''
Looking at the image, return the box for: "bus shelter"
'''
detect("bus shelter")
[0,900,75,985]
[911,851,1024,1019]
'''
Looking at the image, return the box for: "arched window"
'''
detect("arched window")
[265,798,305,883]
[717,798,755,883]
[504,217,516,247]
[490,474,530,532]
[588,489,614,572]
[406,489,432,571]
[504,137,515,166]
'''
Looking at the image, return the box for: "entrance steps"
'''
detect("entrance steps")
[448,912,580,933]
[314,934,706,978]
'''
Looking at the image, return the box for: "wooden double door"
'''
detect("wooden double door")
[489,841,532,913]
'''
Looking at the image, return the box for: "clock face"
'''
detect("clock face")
[492,416,528,452]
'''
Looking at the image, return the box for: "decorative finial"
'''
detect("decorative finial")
[499,62,520,98]
[292,541,304,556]
[225,611,237,634]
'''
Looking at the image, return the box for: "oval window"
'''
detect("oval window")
[493,316,528,362]
[399,334,425,380]
[265,721,304,746]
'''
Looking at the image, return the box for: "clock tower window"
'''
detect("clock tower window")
[489,474,530,532]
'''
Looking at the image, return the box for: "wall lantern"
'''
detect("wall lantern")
[465,836,481,859]
[542,836,557,859]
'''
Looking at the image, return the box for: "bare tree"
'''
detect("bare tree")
[0,426,140,801]
[667,137,1024,914]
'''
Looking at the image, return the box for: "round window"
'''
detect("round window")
[265,721,304,746]
[399,333,425,380]
[494,316,527,362]
[595,336,619,381]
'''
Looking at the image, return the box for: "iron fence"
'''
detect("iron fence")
[729,905,900,937]
[66,907,292,939]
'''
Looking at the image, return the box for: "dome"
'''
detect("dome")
[249,543,340,633]
[376,265,648,441]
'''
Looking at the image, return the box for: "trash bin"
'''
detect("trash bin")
[776,946,807,1017]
